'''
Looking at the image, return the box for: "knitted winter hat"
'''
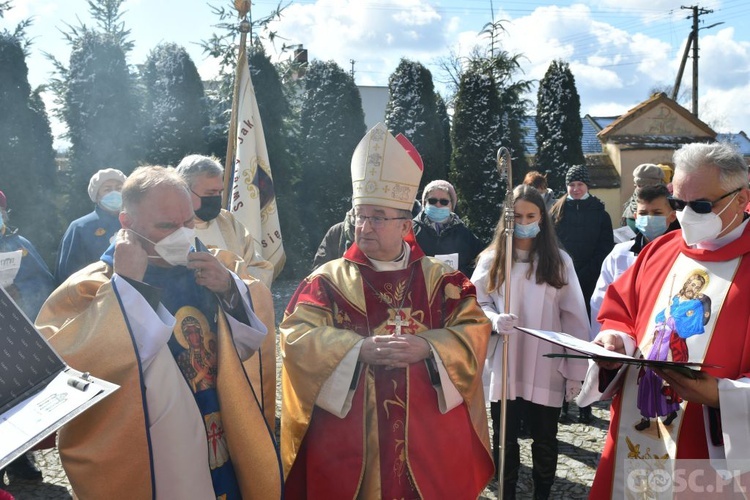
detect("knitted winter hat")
[565,165,590,186]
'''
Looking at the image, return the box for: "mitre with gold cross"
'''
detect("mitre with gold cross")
[350,122,424,212]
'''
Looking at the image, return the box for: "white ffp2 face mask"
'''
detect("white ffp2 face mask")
[675,192,738,246]
[152,227,195,266]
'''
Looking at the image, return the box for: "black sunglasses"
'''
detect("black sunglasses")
[669,187,742,214]
[427,197,451,207]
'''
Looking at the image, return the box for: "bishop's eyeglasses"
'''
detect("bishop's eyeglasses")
[353,214,410,228]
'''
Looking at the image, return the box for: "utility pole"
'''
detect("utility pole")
[349,59,356,78]
[678,5,721,117]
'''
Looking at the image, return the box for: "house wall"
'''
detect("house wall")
[602,101,714,211]
[591,187,621,228]
[615,150,676,208]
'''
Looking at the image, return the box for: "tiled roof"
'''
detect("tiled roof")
[521,115,604,155]
[716,132,750,156]
[586,155,620,189]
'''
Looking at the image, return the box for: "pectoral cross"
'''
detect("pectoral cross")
[388,312,405,336]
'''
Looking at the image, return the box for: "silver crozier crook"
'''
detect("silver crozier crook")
[495,146,514,500]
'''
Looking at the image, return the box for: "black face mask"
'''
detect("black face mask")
[194,195,223,222]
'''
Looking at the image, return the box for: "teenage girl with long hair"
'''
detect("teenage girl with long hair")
[471,185,590,499]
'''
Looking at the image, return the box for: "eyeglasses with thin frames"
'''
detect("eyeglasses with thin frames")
[427,197,451,207]
[669,187,742,214]
[353,214,409,228]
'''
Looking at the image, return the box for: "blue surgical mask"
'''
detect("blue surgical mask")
[635,215,668,241]
[514,220,541,239]
[425,205,451,222]
[99,191,122,212]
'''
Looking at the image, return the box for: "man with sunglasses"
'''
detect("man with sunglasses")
[578,142,750,498]
[413,179,483,277]
[280,123,493,498]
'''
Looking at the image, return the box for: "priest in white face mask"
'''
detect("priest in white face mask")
[55,168,127,284]
[36,166,282,499]
[578,142,750,499]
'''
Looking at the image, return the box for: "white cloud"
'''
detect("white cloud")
[698,27,750,91]
[197,55,222,83]
[264,0,452,83]
[588,100,631,117]
[701,84,750,133]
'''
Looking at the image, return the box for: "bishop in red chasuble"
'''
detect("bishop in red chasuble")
[280,123,493,499]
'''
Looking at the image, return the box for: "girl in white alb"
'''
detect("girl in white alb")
[471,184,590,499]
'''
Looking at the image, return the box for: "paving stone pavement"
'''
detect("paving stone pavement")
[3,278,609,499]
[3,402,608,499]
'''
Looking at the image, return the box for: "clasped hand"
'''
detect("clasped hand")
[359,334,431,368]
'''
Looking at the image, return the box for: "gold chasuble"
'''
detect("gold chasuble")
[281,240,493,499]
[209,231,277,431]
[35,258,281,499]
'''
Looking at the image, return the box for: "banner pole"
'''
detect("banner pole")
[222,17,250,209]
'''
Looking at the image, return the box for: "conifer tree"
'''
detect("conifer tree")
[0,31,59,263]
[449,69,502,243]
[385,59,446,189]
[447,20,531,240]
[535,59,584,193]
[49,0,141,220]
[298,60,366,251]
[142,43,208,166]
[435,93,452,178]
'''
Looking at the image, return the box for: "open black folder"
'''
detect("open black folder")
[515,326,721,379]
[0,287,117,467]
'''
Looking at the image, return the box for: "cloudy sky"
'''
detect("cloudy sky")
[5,0,750,146]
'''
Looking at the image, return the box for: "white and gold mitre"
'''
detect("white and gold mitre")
[351,122,424,211]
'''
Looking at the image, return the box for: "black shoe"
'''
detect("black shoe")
[578,405,592,424]
[6,453,42,481]
[634,418,651,431]
[662,411,678,426]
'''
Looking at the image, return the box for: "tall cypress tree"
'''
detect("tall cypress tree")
[385,59,446,190]
[142,42,208,166]
[47,0,141,221]
[0,32,59,263]
[62,29,140,220]
[298,60,366,252]
[449,69,502,243]
[435,93,452,183]
[535,59,584,193]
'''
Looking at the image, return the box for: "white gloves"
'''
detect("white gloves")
[565,380,583,402]
[493,313,518,335]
